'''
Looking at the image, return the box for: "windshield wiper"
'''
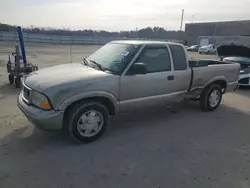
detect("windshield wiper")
[89,60,104,71]
[87,59,117,74]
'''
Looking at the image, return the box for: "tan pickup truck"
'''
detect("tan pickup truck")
[18,40,240,143]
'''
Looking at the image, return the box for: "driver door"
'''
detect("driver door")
[119,44,177,112]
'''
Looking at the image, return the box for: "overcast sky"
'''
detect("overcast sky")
[0,0,250,31]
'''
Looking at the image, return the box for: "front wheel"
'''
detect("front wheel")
[200,84,222,111]
[65,101,109,143]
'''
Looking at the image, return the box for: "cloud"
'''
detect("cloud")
[0,0,250,31]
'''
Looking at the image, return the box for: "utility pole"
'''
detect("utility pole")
[180,9,184,31]
[213,23,217,36]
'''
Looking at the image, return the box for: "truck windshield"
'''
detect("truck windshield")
[86,43,141,75]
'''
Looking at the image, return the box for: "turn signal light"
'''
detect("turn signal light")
[40,102,51,110]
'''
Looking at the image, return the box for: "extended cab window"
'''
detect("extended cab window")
[169,45,187,70]
[135,47,171,73]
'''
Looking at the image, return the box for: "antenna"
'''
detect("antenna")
[180,9,184,31]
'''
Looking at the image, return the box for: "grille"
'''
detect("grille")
[22,85,31,103]
[240,64,250,70]
[239,78,249,84]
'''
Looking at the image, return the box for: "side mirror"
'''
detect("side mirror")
[130,63,147,75]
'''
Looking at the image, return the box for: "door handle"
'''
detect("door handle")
[167,75,174,80]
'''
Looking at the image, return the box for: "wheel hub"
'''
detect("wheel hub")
[77,110,103,137]
[209,90,220,107]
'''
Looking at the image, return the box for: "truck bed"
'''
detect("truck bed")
[189,59,229,68]
[187,59,240,97]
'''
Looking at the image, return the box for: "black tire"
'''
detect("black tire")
[200,84,222,111]
[9,74,14,84]
[65,100,109,143]
[15,77,21,88]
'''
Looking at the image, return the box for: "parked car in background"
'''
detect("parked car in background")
[217,45,250,86]
[199,44,216,54]
[187,45,200,52]
[18,41,240,143]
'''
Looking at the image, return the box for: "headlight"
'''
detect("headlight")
[240,69,250,74]
[240,70,245,74]
[31,91,51,110]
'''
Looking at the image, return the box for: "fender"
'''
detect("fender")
[203,76,227,89]
[58,91,119,112]
[192,76,227,90]
[190,76,227,96]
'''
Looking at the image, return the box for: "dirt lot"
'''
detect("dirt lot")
[0,43,250,188]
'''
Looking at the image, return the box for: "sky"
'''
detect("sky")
[0,0,250,31]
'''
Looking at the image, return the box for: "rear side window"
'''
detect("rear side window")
[169,45,187,70]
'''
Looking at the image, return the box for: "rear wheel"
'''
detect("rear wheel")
[200,84,222,111]
[65,100,109,143]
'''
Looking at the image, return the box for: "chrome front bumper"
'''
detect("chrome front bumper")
[17,93,64,131]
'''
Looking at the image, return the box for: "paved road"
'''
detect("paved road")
[0,44,250,188]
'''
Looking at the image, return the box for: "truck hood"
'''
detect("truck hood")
[25,63,110,92]
[217,45,250,58]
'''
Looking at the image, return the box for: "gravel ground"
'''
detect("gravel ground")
[0,43,250,188]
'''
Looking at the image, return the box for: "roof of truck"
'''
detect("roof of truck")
[110,40,183,46]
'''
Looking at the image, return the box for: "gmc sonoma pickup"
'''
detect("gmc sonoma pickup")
[17,41,240,143]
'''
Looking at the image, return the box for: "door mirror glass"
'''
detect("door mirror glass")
[130,63,147,75]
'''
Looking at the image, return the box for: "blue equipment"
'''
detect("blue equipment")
[17,26,27,65]
[6,26,38,88]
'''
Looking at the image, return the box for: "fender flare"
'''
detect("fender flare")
[202,76,228,92]
[58,91,119,112]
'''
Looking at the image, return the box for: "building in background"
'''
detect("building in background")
[198,36,250,47]
[185,20,250,46]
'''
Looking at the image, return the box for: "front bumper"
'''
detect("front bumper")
[17,93,64,131]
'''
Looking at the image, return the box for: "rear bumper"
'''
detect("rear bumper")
[225,81,239,93]
[17,93,64,131]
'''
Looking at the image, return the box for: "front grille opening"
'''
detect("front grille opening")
[239,78,249,84]
[22,85,31,102]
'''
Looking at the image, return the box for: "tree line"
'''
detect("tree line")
[0,23,185,40]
